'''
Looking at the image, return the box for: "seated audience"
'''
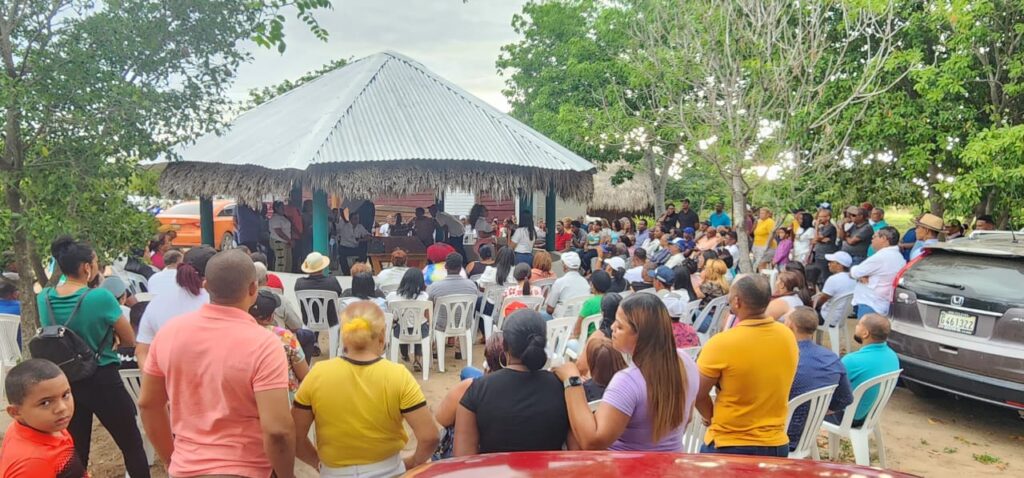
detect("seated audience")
[766,270,810,320]
[250,289,308,401]
[455,310,571,454]
[575,270,612,338]
[434,334,505,460]
[555,294,699,451]
[784,307,853,449]
[118,302,148,370]
[427,253,480,357]
[346,271,388,310]
[146,249,182,295]
[531,250,556,281]
[343,262,386,299]
[503,263,542,300]
[466,244,494,278]
[582,337,628,401]
[576,293,623,377]
[696,274,798,457]
[387,268,430,370]
[623,248,646,284]
[293,301,439,474]
[813,251,857,322]
[830,313,900,426]
[424,242,457,285]
[544,252,590,315]
[376,249,410,289]
[477,246,516,289]
[604,256,628,293]
[850,227,906,318]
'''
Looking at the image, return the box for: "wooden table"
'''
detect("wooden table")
[366,236,427,274]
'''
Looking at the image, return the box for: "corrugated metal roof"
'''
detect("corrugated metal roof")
[173,51,595,174]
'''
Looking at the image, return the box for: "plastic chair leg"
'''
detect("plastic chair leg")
[827,432,839,461]
[464,332,472,371]
[421,338,431,381]
[828,327,840,355]
[850,430,871,466]
[328,324,340,359]
[483,316,493,342]
[435,334,446,373]
[389,337,399,363]
[874,426,887,468]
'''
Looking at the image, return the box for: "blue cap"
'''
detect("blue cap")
[648,266,676,285]
[683,227,695,234]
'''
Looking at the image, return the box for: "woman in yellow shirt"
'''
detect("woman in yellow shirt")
[293,301,439,477]
[752,208,776,270]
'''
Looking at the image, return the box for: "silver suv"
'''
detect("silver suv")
[889,234,1024,411]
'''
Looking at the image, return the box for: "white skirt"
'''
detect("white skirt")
[320,454,405,478]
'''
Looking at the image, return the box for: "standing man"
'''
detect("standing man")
[139,250,295,478]
[850,227,905,318]
[696,274,798,456]
[974,214,996,231]
[335,211,371,276]
[838,206,873,266]
[269,202,293,274]
[909,213,943,261]
[234,203,264,257]
[677,198,700,231]
[412,207,437,247]
[866,208,889,256]
[709,202,731,228]
[429,204,467,264]
[811,207,839,286]
[283,199,304,273]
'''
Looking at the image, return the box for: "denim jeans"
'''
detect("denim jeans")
[514,252,533,266]
[461,366,484,380]
[856,304,877,319]
[700,441,790,457]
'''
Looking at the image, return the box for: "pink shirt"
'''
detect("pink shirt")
[144,303,288,478]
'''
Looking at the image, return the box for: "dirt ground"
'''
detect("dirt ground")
[4,335,1021,477]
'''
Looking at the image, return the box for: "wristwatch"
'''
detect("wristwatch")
[563,376,583,389]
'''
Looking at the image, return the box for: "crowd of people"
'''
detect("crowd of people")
[0,197,983,477]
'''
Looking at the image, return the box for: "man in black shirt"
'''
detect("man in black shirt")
[659,203,679,231]
[811,207,839,286]
[838,206,873,266]
[677,198,700,231]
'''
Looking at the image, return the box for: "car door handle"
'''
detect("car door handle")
[939,345,959,355]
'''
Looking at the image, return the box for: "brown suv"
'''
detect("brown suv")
[889,234,1024,411]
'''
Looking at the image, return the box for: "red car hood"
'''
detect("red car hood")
[406,451,919,477]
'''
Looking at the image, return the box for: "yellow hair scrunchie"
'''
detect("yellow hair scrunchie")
[342,317,371,334]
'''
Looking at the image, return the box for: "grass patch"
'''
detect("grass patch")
[974,453,1001,465]
[920,439,929,446]
[943,447,958,454]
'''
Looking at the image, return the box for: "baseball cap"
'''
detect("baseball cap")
[683,227,695,235]
[648,266,676,285]
[250,289,281,318]
[100,276,129,299]
[561,251,581,269]
[824,251,853,268]
[605,257,626,271]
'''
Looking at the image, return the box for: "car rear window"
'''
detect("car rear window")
[164,203,199,215]
[903,251,1024,307]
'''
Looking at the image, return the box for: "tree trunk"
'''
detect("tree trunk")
[926,163,945,217]
[731,169,754,273]
[4,183,41,355]
[645,149,666,217]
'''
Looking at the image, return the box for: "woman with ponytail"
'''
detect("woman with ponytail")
[554,293,700,451]
[136,246,216,366]
[455,310,573,455]
[38,236,151,476]
[293,301,438,475]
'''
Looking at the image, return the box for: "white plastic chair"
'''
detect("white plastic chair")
[295,290,340,358]
[554,295,590,320]
[432,294,478,373]
[389,300,434,381]
[682,299,702,323]
[0,314,21,396]
[495,295,545,332]
[478,285,507,341]
[822,369,902,467]
[118,369,156,466]
[618,290,633,298]
[678,346,701,361]
[694,295,730,342]
[786,384,838,459]
[379,283,399,295]
[681,410,708,454]
[817,292,855,356]
[545,317,575,363]
[125,271,149,295]
[534,278,556,298]
[579,313,602,342]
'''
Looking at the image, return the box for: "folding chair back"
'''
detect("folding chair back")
[295,290,338,332]
[786,384,838,459]
[579,314,602,342]
[496,295,545,331]
[555,295,590,320]
[545,317,575,361]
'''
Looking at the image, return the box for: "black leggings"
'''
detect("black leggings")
[69,365,150,477]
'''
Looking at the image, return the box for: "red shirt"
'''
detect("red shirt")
[0,421,87,477]
[555,232,574,251]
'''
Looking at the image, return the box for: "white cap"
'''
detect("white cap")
[561,251,581,269]
[605,257,626,271]
[824,251,853,268]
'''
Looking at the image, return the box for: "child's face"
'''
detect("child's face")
[6,375,74,435]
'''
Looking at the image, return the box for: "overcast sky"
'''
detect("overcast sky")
[229,0,529,112]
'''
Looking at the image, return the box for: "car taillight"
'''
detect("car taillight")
[892,249,928,302]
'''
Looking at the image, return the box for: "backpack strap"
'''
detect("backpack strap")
[60,288,94,329]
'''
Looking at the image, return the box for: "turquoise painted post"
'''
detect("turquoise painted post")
[313,190,329,255]
[517,188,533,217]
[199,197,215,247]
[545,182,556,251]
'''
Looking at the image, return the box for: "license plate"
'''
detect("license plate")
[937,310,977,335]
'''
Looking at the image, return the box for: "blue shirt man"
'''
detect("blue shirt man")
[840,314,900,424]
[709,204,732,228]
[234,203,265,246]
[785,308,853,449]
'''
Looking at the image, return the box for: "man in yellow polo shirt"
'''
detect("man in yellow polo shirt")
[695,274,798,456]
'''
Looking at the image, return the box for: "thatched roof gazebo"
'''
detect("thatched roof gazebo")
[158,51,596,252]
[589,162,655,219]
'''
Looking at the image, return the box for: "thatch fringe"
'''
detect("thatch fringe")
[589,162,654,212]
[158,160,594,205]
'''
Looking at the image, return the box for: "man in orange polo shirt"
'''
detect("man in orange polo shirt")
[139,250,295,477]
[695,274,798,457]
